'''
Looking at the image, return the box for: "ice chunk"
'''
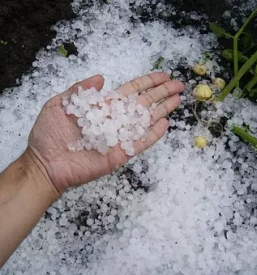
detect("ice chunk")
[98,141,109,155]
[106,135,118,147]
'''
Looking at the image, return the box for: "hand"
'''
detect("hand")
[26,73,184,196]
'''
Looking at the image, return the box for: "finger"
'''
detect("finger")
[60,75,105,98]
[150,94,181,125]
[137,80,184,107]
[116,72,170,97]
[133,118,169,155]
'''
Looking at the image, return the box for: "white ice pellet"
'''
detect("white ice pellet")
[111,209,118,216]
[63,88,152,156]
[119,236,127,243]
[77,118,85,127]
[84,142,93,151]
[108,215,115,223]
[116,222,124,230]
[103,234,111,242]
[169,119,176,127]
[147,158,155,165]
[124,220,132,229]
[59,217,68,226]
[125,148,135,156]
[97,141,109,154]
[65,104,76,115]
[124,185,131,192]
[222,160,232,169]
[86,219,94,226]
[106,135,118,147]
[62,98,69,107]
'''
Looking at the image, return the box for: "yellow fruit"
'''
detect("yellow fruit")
[192,84,213,101]
[194,136,207,149]
[213,78,226,90]
[192,64,208,76]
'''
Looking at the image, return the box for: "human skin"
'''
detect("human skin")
[0,73,184,267]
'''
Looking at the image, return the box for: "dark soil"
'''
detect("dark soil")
[0,0,76,94]
[165,0,229,21]
[130,0,231,28]
[1,0,256,96]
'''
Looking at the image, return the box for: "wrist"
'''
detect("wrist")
[0,150,60,267]
[0,149,60,206]
[23,148,62,203]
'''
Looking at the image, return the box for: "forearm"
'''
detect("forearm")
[0,150,59,268]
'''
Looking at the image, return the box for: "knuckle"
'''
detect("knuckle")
[162,103,170,116]
[144,93,155,105]
[148,74,156,87]
[130,80,141,92]
[163,82,172,94]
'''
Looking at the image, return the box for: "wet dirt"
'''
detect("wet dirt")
[0,0,75,93]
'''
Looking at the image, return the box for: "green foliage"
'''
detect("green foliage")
[207,11,257,151]
[215,49,257,101]
[244,75,257,95]
[249,88,257,97]
[210,9,257,151]
[233,9,257,86]
[209,23,234,39]
[241,32,254,49]
[0,40,8,45]
[153,56,164,70]
[58,44,68,57]
[222,49,248,63]
[203,52,211,62]
[212,8,257,101]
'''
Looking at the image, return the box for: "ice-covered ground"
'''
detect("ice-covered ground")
[1,0,257,274]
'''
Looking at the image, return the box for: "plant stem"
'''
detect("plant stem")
[215,49,257,102]
[249,88,257,96]
[244,74,257,94]
[232,126,257,149]
[233,8,257,88]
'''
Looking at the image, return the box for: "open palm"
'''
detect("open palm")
[28,73,184,194]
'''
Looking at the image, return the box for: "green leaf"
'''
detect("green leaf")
[203,52,211,62]
[0,40,8,45]
[244,75,257,93]
[222,49,233,61]
[237,52,249,63]
[240,32,254,49]
[58,44,68,57]
[222,49,248,63]
[153,56,164,70]
[250,88,257,97]
[249,68,255,75]
[255,64,257,74]
[209,22,234,39]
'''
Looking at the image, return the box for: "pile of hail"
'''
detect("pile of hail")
[62,87,152,156]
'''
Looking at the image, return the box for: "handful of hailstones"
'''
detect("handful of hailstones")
[62,86,153,156]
